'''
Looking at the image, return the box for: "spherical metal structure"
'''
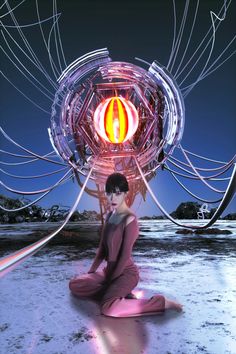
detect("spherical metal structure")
[1,3,236,276]
[49,49,185,185]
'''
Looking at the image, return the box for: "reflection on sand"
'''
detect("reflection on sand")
[75,298,148,354]
[0,220,236,353]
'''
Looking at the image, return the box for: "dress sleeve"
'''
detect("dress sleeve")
[110,217,139,280]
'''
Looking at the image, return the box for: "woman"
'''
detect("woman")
[69,173,183,317]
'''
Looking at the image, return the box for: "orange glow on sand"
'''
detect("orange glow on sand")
[93,97,139,143]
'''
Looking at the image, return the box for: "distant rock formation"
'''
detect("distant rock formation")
[176,228,232,235]
[223,213,236,220]
[0,195,100,224]
[140,215,165,220]
[1,195,235,223]
[140,201,236,220]
[170,202,201,219]
[0,195,44,224]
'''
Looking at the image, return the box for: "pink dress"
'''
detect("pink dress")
[69,213,165,317]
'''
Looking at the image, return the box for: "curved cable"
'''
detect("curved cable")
[181,35,236,91]
[178,147,228,164]
[0,149,35,158]
[0,127,66,166]
[1,31,54,100]
[1,169,73,195]
[0,24,56,94]
[0,70,51,114]
[4,1,58,89]
[198,48,236,81]
[170,158,235,179]
[0,169,73,212]
[53,0,67,68]
[0,0,26,19]
[169,154,236,172]
[164,164,231,181]
[35,0,61,79]
[0,166,68,179]
[176,0,230,80]
[181,1,230,94]
[1,13,60,28]
[166,0,177,69]
[0,1,8,11]
[53,0,63,73]
[135,156,236,229]
[0,149,57,159]
[166,164,222,203]
[179,145,226,193]
[169,0,190,73]
[0,156,58,166]
[47,16,62,79]
[168,159,203,177]
[0,160,97,277]
[173,0,199,77]
[134,57,151,67]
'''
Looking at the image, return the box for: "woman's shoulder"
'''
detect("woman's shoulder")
[105,210,137,226]
[125,215,135,226]
[124,213,137,227]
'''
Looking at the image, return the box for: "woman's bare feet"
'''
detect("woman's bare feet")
[165,298,183,312]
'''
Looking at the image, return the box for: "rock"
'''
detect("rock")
[223,213,236,220]
[171,202,201,219]
[15,216,24,223]
[0,195,101,224]
[176,229,194,235]
[176,228,232,235]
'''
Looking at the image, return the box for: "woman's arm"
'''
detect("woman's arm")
[108,216,139,281]
[88,212,112,273]
[88,253,104,273]
[88,229,105,273]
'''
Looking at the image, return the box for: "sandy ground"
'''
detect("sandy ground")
[0,221,236,354]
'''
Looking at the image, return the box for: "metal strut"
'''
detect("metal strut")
[134,156,236,229]
[0,159,97,277]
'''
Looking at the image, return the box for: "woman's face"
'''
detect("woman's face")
[106,188,126,210]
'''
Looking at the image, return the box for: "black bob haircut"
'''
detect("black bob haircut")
[105,173,129,194]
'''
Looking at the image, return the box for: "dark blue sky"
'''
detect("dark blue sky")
[1,0,235,217]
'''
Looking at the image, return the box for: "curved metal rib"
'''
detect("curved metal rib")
[135,156,236,229]
[1,169,73,212]
[0,127,66,166]
[166,164,222,203]
[0,160,96,277]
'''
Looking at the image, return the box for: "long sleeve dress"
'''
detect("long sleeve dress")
[69,213,165,317]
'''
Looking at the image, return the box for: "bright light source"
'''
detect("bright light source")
[93,97,139,143]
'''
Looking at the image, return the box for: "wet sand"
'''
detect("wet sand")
[0,220,236,354]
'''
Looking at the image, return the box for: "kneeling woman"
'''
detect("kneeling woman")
[69,173,183,317]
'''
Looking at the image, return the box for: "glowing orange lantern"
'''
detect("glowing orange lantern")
[93,97,139,143]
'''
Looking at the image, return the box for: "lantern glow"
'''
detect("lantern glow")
[93,97,139,143]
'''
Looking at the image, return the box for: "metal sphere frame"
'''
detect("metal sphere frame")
[0,1,235,276]
[49,48,184,185]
